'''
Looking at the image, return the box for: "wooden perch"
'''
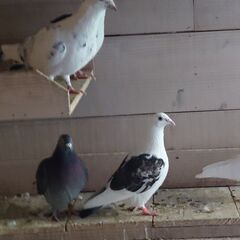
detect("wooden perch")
[0,62,94,121]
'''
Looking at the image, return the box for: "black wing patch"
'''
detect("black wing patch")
[110,154,164,193]
[51,13,73,24]
[36,159,49,195]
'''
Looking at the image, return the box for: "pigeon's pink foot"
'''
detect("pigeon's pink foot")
[67,86,86,95]
[71,70,89,80]
[141,206,157,216]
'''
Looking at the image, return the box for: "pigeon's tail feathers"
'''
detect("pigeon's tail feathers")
[83,188,132,209]
[1,44,22,62]
[79,206,101,218]
[196,156,240,181]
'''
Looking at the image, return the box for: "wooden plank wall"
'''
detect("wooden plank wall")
[1,0,240,195]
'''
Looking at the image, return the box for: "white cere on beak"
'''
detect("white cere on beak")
[66,143,73,149]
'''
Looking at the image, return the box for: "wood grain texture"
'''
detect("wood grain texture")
[2,111,240,162]
[229,186,240,215]
[1,148,240,195]
[152,225,240,239]
[153,187,240,227]
[0,71,69,121]
[75,31,240,116]
[0,1,81,43]
[195,0,240,31]
[0,0,193,43]
[0,66,93,121]
[105,0,194,35]
[1,188,240,239]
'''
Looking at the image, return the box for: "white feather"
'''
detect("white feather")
[84,187,133,209]
[196,154,240,180]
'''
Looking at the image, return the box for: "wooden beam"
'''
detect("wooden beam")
[0,64,93,121]
[1,187,240,239]
[1,110,240,162]
[105,0,194,35]
[76,31,240,116]
[0,0,193,42]
[1,148,240,195]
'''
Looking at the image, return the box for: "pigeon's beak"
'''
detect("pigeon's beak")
[108,1,117,11]
[168,119,176,127]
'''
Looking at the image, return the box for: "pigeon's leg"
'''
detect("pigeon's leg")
[51,210,60,222]
[65,200,76,232]
[140,206,157,216]
[63,75,85,95]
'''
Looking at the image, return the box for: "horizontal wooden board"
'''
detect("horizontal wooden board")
[0,1,82,43]
[0,148,240,195]
[2,111,240,162]
[75,31,240,116]
[152,225,240,239]
[0,70,94,121]
[0,61,93,121]
[195,0,240,31]
[153,187,239,227]
[105,0,194,35]
[0,71,69,120]
[1,187,240,239]
[0,0,193,43]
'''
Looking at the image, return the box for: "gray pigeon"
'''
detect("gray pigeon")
[79,113,175,218]
[36,134,88,220]
[1,0,116,94]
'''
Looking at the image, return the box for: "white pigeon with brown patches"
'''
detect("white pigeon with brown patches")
[0,0,116,94]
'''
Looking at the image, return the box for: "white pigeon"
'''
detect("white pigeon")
[79,112,176,218]
[0,0,116,94]
[196,154,240,181]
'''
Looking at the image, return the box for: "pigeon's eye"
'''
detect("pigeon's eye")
[158,116,163,121]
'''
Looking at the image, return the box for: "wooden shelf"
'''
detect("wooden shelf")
[0,62,94,121]
[1,187,240,239]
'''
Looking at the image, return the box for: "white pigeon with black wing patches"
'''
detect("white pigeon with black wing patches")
[79,112,176,218]
[0,0,116,94]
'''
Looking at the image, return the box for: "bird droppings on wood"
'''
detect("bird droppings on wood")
[1,187,240,238]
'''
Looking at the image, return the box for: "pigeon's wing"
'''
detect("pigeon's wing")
[110,154,165,193]
[51,13,73,24]
[27,26,68,68]
[83,154,164,209]
[36,158,49,195]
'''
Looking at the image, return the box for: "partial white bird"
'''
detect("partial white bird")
[79,112,176,218]
[0,0,116,94]
[196,154,240,181]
